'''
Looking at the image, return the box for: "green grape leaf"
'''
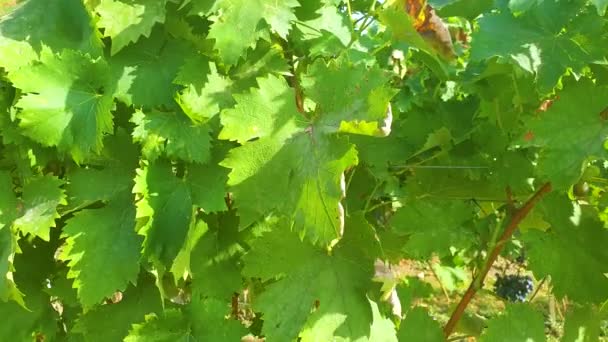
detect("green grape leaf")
[111,30,195,108]
[13,175,66,241]
[222,133,357,244]
[229,40,291,83]
[379,1,434,52]
[189,297,248,341]
[390,199,473,258]
[519,79,608,190]
[524,195,608,303]
[219,74,304,143]
[8,49,115,162]
[398,306,444,342]
[186,0,220,16]
[176,61,235,123]
[378,1,450,79]
[0,225,23,305]
[562,306,601,342]
[292,5,351,56]
[0,171,18,227]
[0,0,102,71]
[396,277,434,311]
[0,237,60,340]
[173,54,211,90]
[187,162,229,213]
[190,227,243,301]
[219,73,359,244]
[470,7,605,93]
[59,196,142,308]
[124,309,191,342]
[301,58,396,137]
[66,167,133,209]
[592,0,608,15]
[0,171,18,306]
[171,220,208,279]
[0,290,58,341]
[432,0,494,19]
[131,109,212,164]
[295,4,350,44]
[368,299,398,342]
[72,275,162,342]
[96,0,168,55]
[208,0,299,65]
[242,216,374,341]
[134,162,194,267]
[480,304,546,342]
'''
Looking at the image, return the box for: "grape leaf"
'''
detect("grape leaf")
[480,304,546,342]
[189,229,242,301]
[187,162,229,213]
[0,171,18,228]
[396,277,434,311]
[188,210,245,302]
[292,4,351,56]
[562,306,601,342]
[189,297,248,341]
[220,74,359,244]
[171,220,208,279]
[96,0,169,55]
[176,61,235,123]
[222,133,357,244]
[8,49,116,162]
[301,58,396,137]
[242,215,374,341]
[0,290,58,341]
[208,0,299,65]
[378,1,450,79]
[592,0,608,15]
[134,161,193,267]
[524,195,608,303]
[390,199,474,258]
[72,275,162,342]
[131,109,212,164]
[65,166,133,209]
[431,0,493,19]
[0,238,60,340]
[0,0,102,71]
[398,306,444,342]
[519,79,608,190]
[470,6,606,93]
[368,299,398,342]
[13,175,66,241]
[0,225,22,305]
[59,195,142,308]
[124,309,191,342]
[379,1,435,53]
[220,74,304,143]
[111,29,195,108]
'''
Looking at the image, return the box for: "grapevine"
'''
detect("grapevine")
[0,0,608,341]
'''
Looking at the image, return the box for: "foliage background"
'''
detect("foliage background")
[1,0,608,341]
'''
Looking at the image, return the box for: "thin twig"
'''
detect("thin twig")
[390,165,490,169]
[363,181,382,213]
[528,276,547,302]
[365,199,398,213]
[427,261,451,304]
[447,335,473,342]
[442,182,552,337]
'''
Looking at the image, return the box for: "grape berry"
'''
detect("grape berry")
[494,274,534,302]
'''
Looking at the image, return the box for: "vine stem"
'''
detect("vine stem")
[528,276,547,302]
[442,182,552,337]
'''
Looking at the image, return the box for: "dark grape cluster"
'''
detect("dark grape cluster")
[493,274,533,302]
